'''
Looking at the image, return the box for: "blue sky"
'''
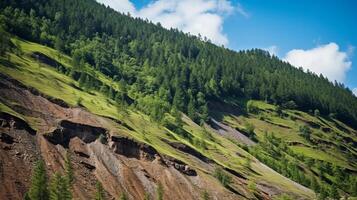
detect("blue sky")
[98,0,357,94]
[225,0,357,91]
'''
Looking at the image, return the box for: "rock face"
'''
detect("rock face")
[110,135,158,160]
[44,120,107,147]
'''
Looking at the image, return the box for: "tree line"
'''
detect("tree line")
[0,0,356,128]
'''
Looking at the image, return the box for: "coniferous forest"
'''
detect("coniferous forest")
[1,0,357,128]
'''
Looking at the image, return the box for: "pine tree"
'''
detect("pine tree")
[200,103,209,123]
[156,182,163,200]
[49,172,72,200]
[49,172,63,200]
[173,88,185,111]
[78,72,86,88]
[329,185,339,200]
[95,181,105,200]
[28,160,49,200]
[187,97,198,123]
[119,192,127,200]
[0,26,11,56]
[172,107,183,128]
[64,151,74,185]
[144,192,151,200]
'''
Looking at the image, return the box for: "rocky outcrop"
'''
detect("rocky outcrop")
[0,132,14,144]
[109,135,157,160]
[162,155,197,176]
[0,112,36,135]
[44,120,107,147]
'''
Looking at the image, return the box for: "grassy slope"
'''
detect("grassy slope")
[0,37,320,199]
[220,100,357,170]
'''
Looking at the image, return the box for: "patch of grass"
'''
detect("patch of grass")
[289,146,350,168]
[0,101,24,120]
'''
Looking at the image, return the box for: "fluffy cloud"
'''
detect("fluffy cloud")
[284,43,352,83]
[97,0,244,46]
[353,88,357,97]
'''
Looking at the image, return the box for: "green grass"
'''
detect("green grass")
[218,99,357,171]
[289,146,351,168]
[0,101,24,120]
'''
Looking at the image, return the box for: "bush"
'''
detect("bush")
[299,125,311,141]
[314,109,320,117]
[246,101,259,114]
[282,100,297,109]
[247,180,256,192]
[213,167,232,187]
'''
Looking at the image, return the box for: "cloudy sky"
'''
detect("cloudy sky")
[97,0,357,96]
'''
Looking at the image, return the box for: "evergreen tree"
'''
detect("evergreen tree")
[95,181,105,200]
[200,103,209,123]
[64,151,74,185]
[156,182,163,200]
[49,172,72,200]
[0,26,12,56]
[28,160,49,200]
[119,193,127,200]
[172,107,183,128]
[299,125,311,141]
[329,185,339,200]
[144,192,151,200]
[173,88,185,111]
[187,97,198,123]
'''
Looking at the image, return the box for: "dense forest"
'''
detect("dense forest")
[1,0,357,128]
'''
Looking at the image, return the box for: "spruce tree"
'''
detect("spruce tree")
[49,172,72,200]
[119,192,128,200]
[49,172,61,200]
[187,97,198,123]
[28,160,49,200]
[156,182,163,200]
[64,151,74,185]
[95,181,105,200]
[144,192,151,200]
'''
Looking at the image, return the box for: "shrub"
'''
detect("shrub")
[213,167,232,187]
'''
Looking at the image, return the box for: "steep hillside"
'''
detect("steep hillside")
[0,0,356,200]
[0,37,318,200]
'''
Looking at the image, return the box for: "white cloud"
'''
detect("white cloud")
[284,43,352,83]
[264,45,278,56]
[96,0,243,46]
[353,88,357,97]
[236,3,249,18]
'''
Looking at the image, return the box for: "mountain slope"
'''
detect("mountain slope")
[0,0,356,199]
[0,36,318,200]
